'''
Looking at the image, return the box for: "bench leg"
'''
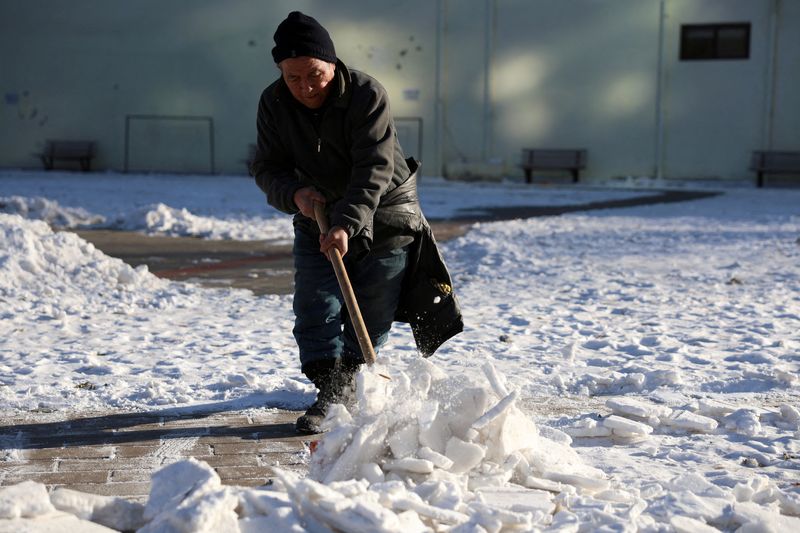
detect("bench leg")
[571,169,579,183]
[757,172,764,188]
[80,158,91,172]
[524,169,532,184]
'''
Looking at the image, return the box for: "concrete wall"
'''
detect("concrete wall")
[0,0,437,174]
[2,1,268,173]
[1,0,797,181]
[486,0,660,180]
[660,0,771,179]
[771,0,800,151]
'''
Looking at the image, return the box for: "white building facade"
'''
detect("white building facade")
[1,0,797,182]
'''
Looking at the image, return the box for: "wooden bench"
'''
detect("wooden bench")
[520,148,587,183]
[37,140,96,171]
[750,150,800,187]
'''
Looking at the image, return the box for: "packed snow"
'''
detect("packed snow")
[1,169,799,531]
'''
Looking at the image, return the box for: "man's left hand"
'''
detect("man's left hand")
[320,226,349,258]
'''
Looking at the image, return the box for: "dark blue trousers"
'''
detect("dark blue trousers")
[292,228,409,371]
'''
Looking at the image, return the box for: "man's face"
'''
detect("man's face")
[279,56,336,109]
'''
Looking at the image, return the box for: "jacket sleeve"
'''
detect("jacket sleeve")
[250,91,303,215]
[330,84,395,236]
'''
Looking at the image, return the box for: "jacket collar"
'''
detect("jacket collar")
[331,59,352,109]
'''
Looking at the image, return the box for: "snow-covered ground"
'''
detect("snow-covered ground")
[1,169,799,531]
[0,170,653,241]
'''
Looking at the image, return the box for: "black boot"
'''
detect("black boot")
[296,359,360,434]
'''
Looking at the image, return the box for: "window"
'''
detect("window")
[680,23,751,60]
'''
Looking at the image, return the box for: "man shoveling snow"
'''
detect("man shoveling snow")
[250,11,463,434]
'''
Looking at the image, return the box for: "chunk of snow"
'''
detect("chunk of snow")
[563,418,613,438]
[724,409,762,437]
[481,362,510,397]
[139,487,239,533]
[236,488,294,518]
[321,415,390,484]
[0,480,56,519]
[542,471,610,492]
[476,486,555,516]
[696,398,737,417]
[606,397,672,419]
[537,424,573,446]
[662,410,718,433]
[418,446,454,470]
[387,423,419,459]
[50,488,145,531]
[523,476,564,493]
[471,390,518,430]
[666,473,728,499]
[779,404,800,426]
[445,437,487,474]
[732,500,800,532]
[670,514,721,533]
[602,415,654,436]
[143,458,221,522]
[0,511,120,531]
[384,458,435,474]
[358,463,386,484]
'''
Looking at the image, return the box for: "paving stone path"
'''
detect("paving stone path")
[0,409,311,502]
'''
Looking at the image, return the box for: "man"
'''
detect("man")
[251,11,462,434]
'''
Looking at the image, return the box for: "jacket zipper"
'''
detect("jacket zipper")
[317,138,321,153]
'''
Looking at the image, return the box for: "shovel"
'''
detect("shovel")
[313,201,377,366]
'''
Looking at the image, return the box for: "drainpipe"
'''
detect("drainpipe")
[762,0,780,150]
[653,0,666,179]
[434,0,445,177]
[482,0,495,161]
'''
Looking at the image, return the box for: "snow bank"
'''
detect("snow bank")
[110,202,293,241]
[0,210,305,413]
[0,195,104,228]
[0,213,169,317]
[0,195,293,241]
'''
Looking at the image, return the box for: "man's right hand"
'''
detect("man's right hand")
[293,187,326,219]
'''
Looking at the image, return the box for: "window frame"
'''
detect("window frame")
[679,22,751,61]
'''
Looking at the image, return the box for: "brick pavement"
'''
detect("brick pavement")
[0,409,312,502]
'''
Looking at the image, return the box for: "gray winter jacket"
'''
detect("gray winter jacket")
[251,60,462,356]
[251,60,415,255]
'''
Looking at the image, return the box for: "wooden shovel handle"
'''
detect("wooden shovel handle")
[313,202,377,365]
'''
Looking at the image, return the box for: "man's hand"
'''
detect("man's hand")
[320,226,349,258]
[293,187,326,219]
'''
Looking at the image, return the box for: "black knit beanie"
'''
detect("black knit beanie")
[271,11,337,64]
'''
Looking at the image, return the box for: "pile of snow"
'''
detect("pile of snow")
[0,212,303,412]
[1,194,294,241]
[109,202,294,241]
[0,213,171,317]
[3,361,800,531]
[0,195,105,228]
